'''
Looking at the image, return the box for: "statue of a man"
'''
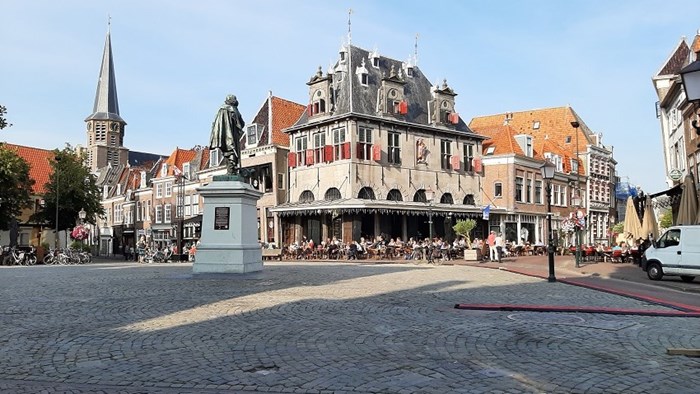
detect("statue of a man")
[210,94,245,175]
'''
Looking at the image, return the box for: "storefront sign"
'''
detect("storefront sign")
[669,169,683,181]
[214,207,230,230]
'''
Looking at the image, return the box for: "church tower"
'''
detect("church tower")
[85,25,128,172]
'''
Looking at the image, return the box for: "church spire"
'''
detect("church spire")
[85,27,124,122]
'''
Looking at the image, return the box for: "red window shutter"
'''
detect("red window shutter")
[306,149,314,165]
[287,152,297,168]
[307,104,312,116]
[472,158,482,173]
[356,142,363,159]
[450,155,460,170]
[449,112,459,124]
[372,144,381,161]
[342,142,351,159]
[324,145,334,163]
[399,100,408,114]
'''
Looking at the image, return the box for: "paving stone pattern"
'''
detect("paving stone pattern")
[1,261,698,393]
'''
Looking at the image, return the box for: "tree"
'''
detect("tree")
[32,145,104,231]
[0,105,12,130]
[659,208,673,230]
[453,219,477,246]
[0,144,34,230]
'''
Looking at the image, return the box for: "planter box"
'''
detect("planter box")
[464,249,481,261]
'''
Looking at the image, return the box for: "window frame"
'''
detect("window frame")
[440,139,452,170]
[313,131,326,163]
[357,126,373,160]
[494,182,503,198]
[332,127,347,160]
[387,131,401,165]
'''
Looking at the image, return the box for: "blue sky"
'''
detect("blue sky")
[2,0,700,194]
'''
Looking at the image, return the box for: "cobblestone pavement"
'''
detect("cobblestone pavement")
[1,261,699,393]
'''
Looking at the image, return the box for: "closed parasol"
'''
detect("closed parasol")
[641,195,658,240]
[675,174,698,225]
[623,196,643,242]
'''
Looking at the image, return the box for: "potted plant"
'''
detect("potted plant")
[453,219,479,260]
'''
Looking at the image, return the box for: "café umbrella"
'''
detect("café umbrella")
[640,195,658,240]
[675,174,698,225]
[623,196,643,241]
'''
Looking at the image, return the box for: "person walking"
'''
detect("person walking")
[487,231,497,262]
[495,233,504,263]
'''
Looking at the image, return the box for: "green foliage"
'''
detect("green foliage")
[70,240,91,253]
[611,222,624,234]
[453,219,477,245]
[659,209,673,229]
[32,145,104,231]
[0,144,34,230]
[0,105,11,130]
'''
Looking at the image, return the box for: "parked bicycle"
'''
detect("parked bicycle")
[9,246,37,266]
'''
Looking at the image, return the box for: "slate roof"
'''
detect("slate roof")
[290,45,477,136]
[85,31,124,123]
[2,143,53,194]
[128,150,166,168]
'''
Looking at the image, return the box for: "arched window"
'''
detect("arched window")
[440,193,454,204]
[413,189,427,203]
[324,188,342,201]
[463,194,475,205]
[299,190,315,203]
[387,189,403,201]
[358,187,376,200]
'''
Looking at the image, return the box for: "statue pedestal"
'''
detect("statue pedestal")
[193,177,263,274]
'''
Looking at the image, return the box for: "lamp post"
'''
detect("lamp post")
[54,156,61,249]
[570,120,583,268]
[78,208,87,249]
[540,159,557,282]
[680,57,700,144]
[425,187,434,241]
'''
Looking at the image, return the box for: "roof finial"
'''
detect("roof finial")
[108,14,111,33]
[347,8,353,44]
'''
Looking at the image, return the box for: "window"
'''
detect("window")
[165,182,172,197]
[295,136,308,166]
[183,163,191,180]
[192,195,199,215]
[324,188,342,200]
[485,146,495,155]
[164,204,171,223]
[440,139,452,169]
[358,127,372,160]
[210,149,222,168]
[156,183,163,198]
[333,127,348,160]
[136,202,142,221]
[247,124,259,146]
[161,164,167,177]
[358,187,376,200]
[155,205,163,224]
[277,173,285,190]
[387,189,403,201]
[313,131,326,163]
[495,182,503,198]
[535,180,543,204]
[372,56,380,68]
[360,73,369,85]
[146,200,151,221]
[571,159,579,173]
[463,194,475,205]
[388,131,401,164]
[566,136,572,143]
[463,143,474,172]
[515,177,524,202]
[533,121,540,130]
[185,195,192,216]
[526,178,532,203]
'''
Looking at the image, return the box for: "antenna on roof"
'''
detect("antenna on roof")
[414,33,419,65]
[347,8,353,44]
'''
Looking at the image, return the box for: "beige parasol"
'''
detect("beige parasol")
[623,196,643,242]
[641,195,658,240]
[675,174,698,225]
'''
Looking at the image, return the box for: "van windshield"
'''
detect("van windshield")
[658,229,680,248]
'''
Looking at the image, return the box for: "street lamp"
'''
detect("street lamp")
[78,208,86,223]
[570,120,583,268]
[571,194,582,268]
[680,57,700,142]
[54,156,61,249]
[540,159,557,283]
[425,187,434,241]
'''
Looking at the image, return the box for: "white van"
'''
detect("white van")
[642,225,700,282]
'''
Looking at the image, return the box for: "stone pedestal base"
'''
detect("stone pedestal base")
[192,179,263,274]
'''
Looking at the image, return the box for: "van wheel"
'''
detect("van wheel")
[680,276,695,283]
[647,262,663,281]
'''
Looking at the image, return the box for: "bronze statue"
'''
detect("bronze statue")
[210,94,245,175]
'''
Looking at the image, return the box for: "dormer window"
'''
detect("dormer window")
[514,135,533,157]
[356,59,369,87]
[361,73,368,85]
[140,171,147,189]
[533,121,540,130]
[210,149,221,168]
[485,146,496,155]
[161,164,168,177]
[183,163,191,180]
[571,159,579,173]
[247,124,260,146]
[406,66,414,77]
[372,57,379,68]
[116,184,122,195]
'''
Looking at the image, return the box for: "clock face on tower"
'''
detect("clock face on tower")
[110,123,118,132]
[86,123,92,131]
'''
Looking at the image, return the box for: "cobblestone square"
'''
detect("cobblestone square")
[1,261,698,393]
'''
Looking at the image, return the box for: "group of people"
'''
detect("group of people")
[284,235,473,261]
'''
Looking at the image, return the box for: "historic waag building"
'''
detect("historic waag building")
[273,44,487,245]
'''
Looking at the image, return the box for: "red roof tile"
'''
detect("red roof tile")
[2,143,54,194]
[270,96,305,146]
